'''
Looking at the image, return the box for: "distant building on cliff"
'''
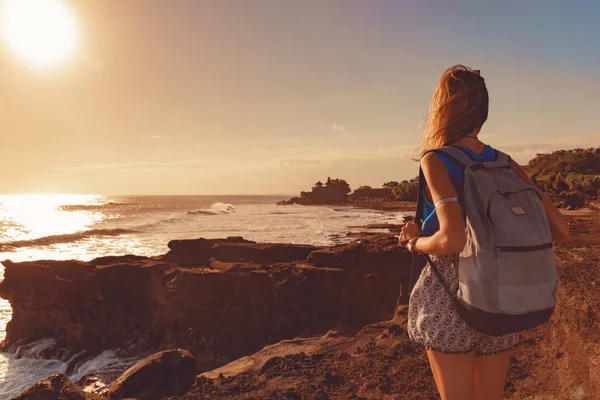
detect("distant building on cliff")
[298,177,351,204]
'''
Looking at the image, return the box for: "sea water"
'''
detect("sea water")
[0,194,408,398]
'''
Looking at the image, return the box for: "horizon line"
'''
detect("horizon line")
[0,193,299,197]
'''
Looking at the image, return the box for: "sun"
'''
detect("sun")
[1,0,79,68]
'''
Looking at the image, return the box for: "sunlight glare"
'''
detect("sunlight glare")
[1,0,79,68]
[0,194,103,240]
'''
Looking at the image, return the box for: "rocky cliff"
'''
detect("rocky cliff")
[276,177,416,210]
[0,235,412,375]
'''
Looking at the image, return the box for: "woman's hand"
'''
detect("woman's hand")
[398,221,421,244]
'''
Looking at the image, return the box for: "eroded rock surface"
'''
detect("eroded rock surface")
[14,373,102,400]
[0,235,411,374]
[107,349,197,400]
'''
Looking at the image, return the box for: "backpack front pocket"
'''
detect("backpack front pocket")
[496,245,558,314]
[487,188,553,247]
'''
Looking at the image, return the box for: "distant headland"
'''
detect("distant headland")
[277,176,417,211]
[278,147,599,211]
[524,147,599,209]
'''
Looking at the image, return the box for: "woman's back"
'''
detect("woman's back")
[399,64,572,400]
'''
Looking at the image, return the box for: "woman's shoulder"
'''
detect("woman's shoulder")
[421,151,451,170]
[421,149,461,171]
[420,151,463,185]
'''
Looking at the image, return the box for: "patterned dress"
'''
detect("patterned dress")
[408,253,521,356]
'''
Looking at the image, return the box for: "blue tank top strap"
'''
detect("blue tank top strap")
[419,145,497,237]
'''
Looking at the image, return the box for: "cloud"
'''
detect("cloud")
[331,123,354,137]
[51,143,415,175]
[151,135,162,139]
[273,145,414,169]
[55,159,236,172]
[331,123,345,132]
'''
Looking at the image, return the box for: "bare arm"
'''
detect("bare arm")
[510,160,571,243]
[399,152,467,255]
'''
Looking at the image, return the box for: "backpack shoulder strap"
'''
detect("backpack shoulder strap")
[437,146,513,171]
[434,146,478,168]
[408,160,428,295]
[489,150,512,166]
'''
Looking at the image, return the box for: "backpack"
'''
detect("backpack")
[409,146,558,336]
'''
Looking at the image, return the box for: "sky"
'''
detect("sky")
[0,0,598,195]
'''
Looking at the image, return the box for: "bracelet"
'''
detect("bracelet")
[406,236,419,252]
[434,197,458,208]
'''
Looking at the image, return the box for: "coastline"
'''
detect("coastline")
[344,200,417,212]
[278,200,417,212]
[2,204,599,399]
[1,232,413,398]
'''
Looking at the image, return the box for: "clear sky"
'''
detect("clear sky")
[0,0,598,195]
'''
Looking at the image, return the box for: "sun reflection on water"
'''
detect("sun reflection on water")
[0,194,106,241]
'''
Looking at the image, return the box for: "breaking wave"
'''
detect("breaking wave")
[0,228,139,251]
[187,202,236,216]
[0,339,138,399]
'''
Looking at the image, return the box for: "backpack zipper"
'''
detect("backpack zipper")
[498,188,543,201]
[486,187,543,221]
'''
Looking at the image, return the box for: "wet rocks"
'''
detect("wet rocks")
[107,349,197,400]
[14,373,101,400]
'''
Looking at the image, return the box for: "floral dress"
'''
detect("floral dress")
[408,253,521,356]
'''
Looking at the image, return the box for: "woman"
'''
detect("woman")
[398,65,571,400]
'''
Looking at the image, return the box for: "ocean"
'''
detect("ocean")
[0,194,408,398]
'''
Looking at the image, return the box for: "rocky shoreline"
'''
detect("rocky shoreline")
[1,231,412,399]
[3,208,599,399]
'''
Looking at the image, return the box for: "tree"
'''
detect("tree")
[391,177,419,201]
[525,147,600,201]
[327,178,351,195]
[383,181,400,188]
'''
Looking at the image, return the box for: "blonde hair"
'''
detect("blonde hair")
[418,65,489,157]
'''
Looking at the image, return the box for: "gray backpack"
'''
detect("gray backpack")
[412,146,558,336]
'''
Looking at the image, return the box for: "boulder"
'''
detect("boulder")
[163,237,322,266]
[276,199,295,205]
[563,192,585,210]
[107,349,197,400]
[307,236,403,269]
[14,373,101,400]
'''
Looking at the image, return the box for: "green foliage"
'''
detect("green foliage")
[383,181,400,188]
[526,148,600,200]
[324,177,351,195]
[525,148,600,176]
[391,177,419,201]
